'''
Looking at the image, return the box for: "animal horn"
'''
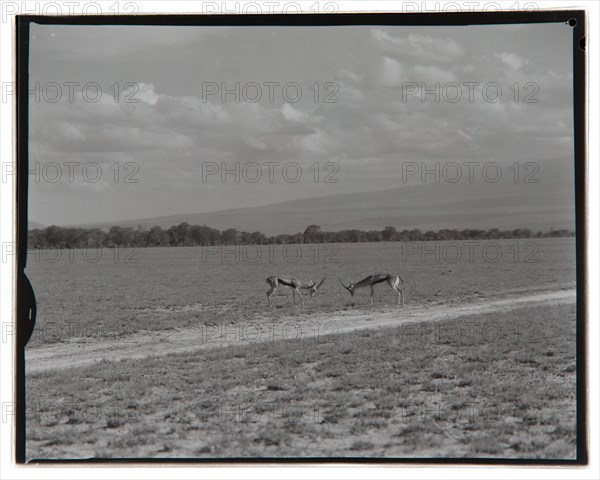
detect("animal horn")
[338,277,352,292]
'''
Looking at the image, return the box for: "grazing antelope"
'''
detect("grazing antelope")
[338,273,405,306]
[266,276,326,307]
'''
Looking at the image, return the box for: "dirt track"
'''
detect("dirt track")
[26,288,576,375]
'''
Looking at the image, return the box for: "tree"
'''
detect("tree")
[240,231,253,245]
[381,226,397,241]
[28,229,48,248]
[250,231,267,245]
[303,225,321,243]
[107,226,133,247]
[146,226,169,246]
[175,222,192,245]
[409,229,422,241]
[25,223,573,249]
[44,225,66,247]
[87,228,106,247]
[221,228,240,245]
[366,230,383,242]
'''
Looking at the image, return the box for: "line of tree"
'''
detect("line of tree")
[27,223,575,249]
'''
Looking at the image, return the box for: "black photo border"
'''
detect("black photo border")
[15,9,588,466]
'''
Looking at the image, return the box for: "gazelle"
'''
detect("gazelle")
[266,276,326,307]
[338,273,405,306]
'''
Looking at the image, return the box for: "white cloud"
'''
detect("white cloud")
[372,30,464,62]
[243,136,268,150]
[295,129,331,156]
[413,64,457,83]
[56,121,85,141]
[496,52,525,71]
[281,103,310,123]
[335,68,361,84]
[136,82,160,105]
[379,56,405,86]
[27,23,574,226]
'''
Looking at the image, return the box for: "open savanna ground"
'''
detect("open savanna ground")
[25,238,575,346]
[25,238,578,460]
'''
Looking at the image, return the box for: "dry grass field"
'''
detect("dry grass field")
[25,238,574,346]
[24,238,577,460]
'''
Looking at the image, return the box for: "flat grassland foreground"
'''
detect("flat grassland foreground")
[25,238,577,459]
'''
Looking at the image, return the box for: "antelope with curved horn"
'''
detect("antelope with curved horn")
[266,276,326,307]
[339,273,404,306]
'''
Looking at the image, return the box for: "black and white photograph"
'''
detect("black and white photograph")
[16,8,586,464]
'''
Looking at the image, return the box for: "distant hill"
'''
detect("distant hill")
[76,173,575,235]
[29,221,46,230]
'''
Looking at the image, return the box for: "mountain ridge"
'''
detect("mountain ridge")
[56,180,574,235]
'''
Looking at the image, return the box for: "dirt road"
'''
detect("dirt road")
[26,288,576,374]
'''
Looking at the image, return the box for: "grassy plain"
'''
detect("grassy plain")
[25,238,575,346]
[25,238,577,460]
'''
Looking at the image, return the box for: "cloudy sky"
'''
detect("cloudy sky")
[28,21,574,226]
